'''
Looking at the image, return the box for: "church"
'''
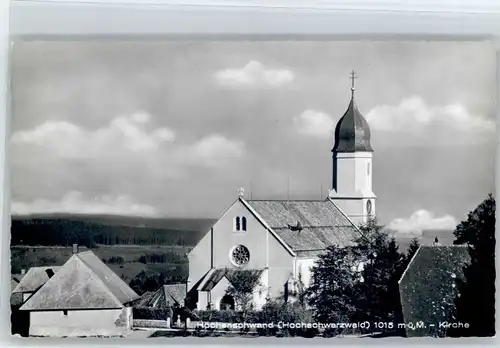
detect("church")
[187,73,376,311]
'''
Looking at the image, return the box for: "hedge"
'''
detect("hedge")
[133,307,173,321]
[133,306,196,321]
[193,310,260,323]
[193,303,318,337]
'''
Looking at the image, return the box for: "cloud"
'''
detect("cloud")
[184,134,245,167]
[214,61,295,88]
[293,109,335,138]
[10,112,245,168]
[365,96,495,136]
[11,111,176,157]
[387,209,458,236]
[11,191,159,217]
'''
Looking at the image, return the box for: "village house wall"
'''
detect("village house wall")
[28,308,131,337]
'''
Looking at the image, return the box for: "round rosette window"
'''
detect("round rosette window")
[230,245,250,267]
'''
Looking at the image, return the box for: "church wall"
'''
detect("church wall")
[211,200,274,270]
[332,198,365,225]
[187,231,211,293]
[295,258,317,287]
[334,152,373,197]
[267,232,295,299]
[189,199,295,305]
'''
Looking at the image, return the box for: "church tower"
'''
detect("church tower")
[328,71,376,225]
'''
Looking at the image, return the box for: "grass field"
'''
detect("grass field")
[11,244,192,286]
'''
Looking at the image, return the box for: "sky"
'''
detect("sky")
[9,41,497,236]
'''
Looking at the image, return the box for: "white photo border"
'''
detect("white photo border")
[1,0,499,347]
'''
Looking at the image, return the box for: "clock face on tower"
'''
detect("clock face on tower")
[366,200,372,215]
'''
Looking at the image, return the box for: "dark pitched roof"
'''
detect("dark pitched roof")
[332,94,373,153]
[141,284,187,308]
[76,251,139,304]
[12,266,60,294]
[163,284,187,306]
[137,291,155,307]
[246,199,361,255]
[198,269,265,291]
[398,245,470,337]
[20,255,123,311]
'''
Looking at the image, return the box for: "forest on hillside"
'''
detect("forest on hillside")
[11,215,214,247]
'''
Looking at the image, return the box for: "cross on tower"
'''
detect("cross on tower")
[350,70,357,95]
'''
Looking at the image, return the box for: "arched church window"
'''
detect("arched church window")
[235,216,241,231]
[242,217,247,231]
[230,245,250,267]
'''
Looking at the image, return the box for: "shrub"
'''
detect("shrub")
[256,301,318,337]
[133,307,173,321]
[105,256,125,265]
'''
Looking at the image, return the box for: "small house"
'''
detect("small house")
[12,266,60,304]
[20,250,140,337]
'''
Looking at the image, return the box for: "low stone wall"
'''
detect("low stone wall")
[133,319,171,329]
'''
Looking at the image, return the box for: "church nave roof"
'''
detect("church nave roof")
[245,199,362,257]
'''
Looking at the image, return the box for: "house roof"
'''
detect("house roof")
[20,254,124,311]
[163,284,187,306]
[141,284,187,308]
[198,269,265,291]
[246,199,362,256]
[12,266,60,294]
[398,245,470,337]
[76,251,140,304]
[137,291,155,307]
[20,250,139,311]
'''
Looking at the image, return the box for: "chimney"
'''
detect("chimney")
[73,243,78,254]
[20,269,25,275]
[45,269,54,278]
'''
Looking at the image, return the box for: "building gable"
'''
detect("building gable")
[12,266,61,294]
[20,255,123,311]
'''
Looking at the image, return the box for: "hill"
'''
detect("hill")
[11,214,216,247]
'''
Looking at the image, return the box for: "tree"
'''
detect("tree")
[449,194,495,337]
[225,270,264,320]
[405,238,420,262]
[352,218,406,334]
[307,245,360,336]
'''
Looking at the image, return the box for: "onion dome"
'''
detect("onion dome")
[332,71,373,153]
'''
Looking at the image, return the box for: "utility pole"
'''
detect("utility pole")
[287,175,291,201]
